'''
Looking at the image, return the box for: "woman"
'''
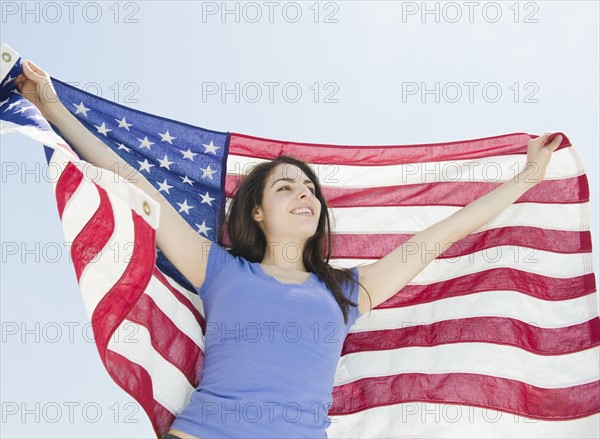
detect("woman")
[15,59,563,439]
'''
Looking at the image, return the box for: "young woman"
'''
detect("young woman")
[15,60,563,439]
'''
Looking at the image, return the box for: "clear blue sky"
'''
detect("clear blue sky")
[2,1,598,438]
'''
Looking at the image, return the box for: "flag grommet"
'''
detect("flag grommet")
[1,52,11,63]
[142,200,151,216]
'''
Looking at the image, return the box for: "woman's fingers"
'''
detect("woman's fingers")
[21,59,45,82]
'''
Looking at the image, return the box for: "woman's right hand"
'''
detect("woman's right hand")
[14,59,65,123]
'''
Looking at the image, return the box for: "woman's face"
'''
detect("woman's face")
[253,163,322,244]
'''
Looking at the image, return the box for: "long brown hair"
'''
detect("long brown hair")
[217,155,372,325]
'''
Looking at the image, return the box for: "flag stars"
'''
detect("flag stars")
[159,130,176,144]
[13,105,35,114]
[158,154,175,170]
[2,74,14,87]
[202,140,220,155]
[200,164,217,180]
[199,191,215,206]
[137,159,155,173]
[181,175,194,185]
[6,101,20,111]
[177,199,194,215]
[95,122,112,136]
[195,220,212,237]
[156,179,174,194]
[115,117,133,130]
[137,136,155,150]
[73,101,90,117]
[181,148,197,161]
[115,142,131,153]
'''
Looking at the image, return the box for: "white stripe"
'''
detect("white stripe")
[349,291,598,330]
[160,272,205,318]
[77,190,134,318]
[144,276,205,349]
[0,120,77,160]
[59,172,100,246]
[228,147,578,187]
[330,202,588,233]
[333,246,591,281]
[107,319,195,415]
[334,344,600,388]
[327,404,600,438]
[223,200,589,233]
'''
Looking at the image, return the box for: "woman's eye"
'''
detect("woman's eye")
[278,185,315,194]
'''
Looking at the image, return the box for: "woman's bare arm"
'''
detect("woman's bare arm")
[355,133,564,314]
[15,60,212,290]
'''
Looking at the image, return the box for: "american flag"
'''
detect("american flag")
[1,42,599,438]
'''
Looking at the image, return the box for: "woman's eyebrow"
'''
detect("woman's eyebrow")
[271,177,315,187]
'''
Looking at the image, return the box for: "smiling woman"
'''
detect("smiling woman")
[163,155,370,438]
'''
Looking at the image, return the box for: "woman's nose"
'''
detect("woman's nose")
[298,186,312,197]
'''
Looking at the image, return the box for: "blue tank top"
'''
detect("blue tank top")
[170,241,363,438]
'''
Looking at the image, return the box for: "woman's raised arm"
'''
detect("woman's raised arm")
[354,133,564,314]
[15,60,213,291]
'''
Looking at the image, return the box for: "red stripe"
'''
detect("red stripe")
[153,268,205,330]
[343,317,600,356]
[92,210,156,359]
[126,293,205,388]
[104,350,175,439]
[70,184,114,281]
[376,268,596,306]
[55,161,83,219]
[226,174,589,206]
[229,131,570,165]
[330,373,600,420]
[328,228,592,259]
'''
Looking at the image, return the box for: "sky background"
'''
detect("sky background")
[1,1,599,438]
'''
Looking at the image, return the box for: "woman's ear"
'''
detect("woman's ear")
[253,207,262,221]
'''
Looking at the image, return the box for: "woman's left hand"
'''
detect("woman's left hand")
[524,132,564,184]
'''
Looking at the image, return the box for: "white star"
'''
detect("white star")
[158,154,174,170]
[181,175,194,185]
[159,130,176,144]
[156,179,173,194]
[199,191,215,206]
[200,164,218,180]
[137,159,155,173]
[195,220,212,237]
[181,148,197,161]
[14,105,35,114]
[94,122,112,136]
[115,117,133,130]
[0,98,9,107]
[115,142,131,153]
[2,74,14,87]
[202,140,220,155]
[177,199,194,214]
[6,101,20,111]
[73,101,90,117]
[28,114,45,121]
[137,136,155,150]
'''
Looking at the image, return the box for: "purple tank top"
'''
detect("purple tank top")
[170,241,363,438]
